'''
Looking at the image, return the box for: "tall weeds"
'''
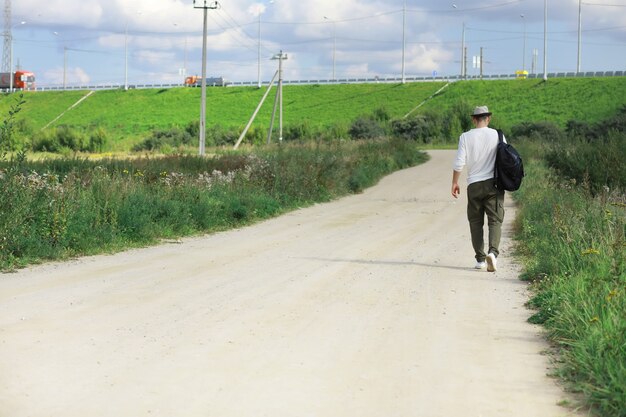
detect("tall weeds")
[515,143,625,416]
[0,138,427,271]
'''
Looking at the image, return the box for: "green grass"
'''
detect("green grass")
[514,139,625,417]
[2,77,625,150]
[0,139,428,271]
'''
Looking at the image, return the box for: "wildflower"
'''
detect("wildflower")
[606,289,619,302]
[123,169,129,175]
[134,170,144,177]
[581,248,600,256]
[589,316,599,323]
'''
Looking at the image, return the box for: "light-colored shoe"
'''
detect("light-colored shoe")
[475,261,486,269]
[486,253,497,272]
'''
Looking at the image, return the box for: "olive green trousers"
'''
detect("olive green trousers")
[467,178,505,262]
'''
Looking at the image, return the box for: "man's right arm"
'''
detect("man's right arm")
[451,170,462,198]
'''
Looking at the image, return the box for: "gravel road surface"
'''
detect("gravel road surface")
[0,150,575,417]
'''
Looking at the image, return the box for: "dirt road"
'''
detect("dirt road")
[0,150,574,417]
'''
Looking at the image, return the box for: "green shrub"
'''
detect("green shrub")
[31,129,60,152]
[0,93,26,152]
[133,127,193,151]
[30,125,106,153]
[348,117,385,140]
[55,125,86,151]
[510,120,565,142]
[206,124,239,146]
[283,122,314,141]
[545,130,626,194]
[87,127,108,152]
[372,106,391,122]
[391,114,441,143]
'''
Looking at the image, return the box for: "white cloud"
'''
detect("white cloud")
[12,0,626,86]
[43,66,91,86]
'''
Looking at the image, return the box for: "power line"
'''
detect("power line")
[582,2,626,6]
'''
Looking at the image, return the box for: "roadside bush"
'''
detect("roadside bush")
[390,113,442,143]
[565,120,594,140]
[447,100,474,132]
[283,122,315,141]
[31,126,93,153]
[56,125,86,150]
[510,120,565,142]
[539,110,626,195]
[603,105,626,134]
[87,126,108,153]
[348,117,385,140]
[372,106,391,122]
[185,120,199,138]
[0,93,26,152]
[206,124,239,147]
[545,130,626,194]
[132,127,193,152]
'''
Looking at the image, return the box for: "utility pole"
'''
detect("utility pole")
[193,0,220,156]
[461,22,466,78]
[479,47,483,79]
[521,14,526,72]
[577,0,582,73]
[2,0,12,92]
[63,46,67,89]
[2,0,10,74]
[257,12,262,88]
[543,0,548,81]
[324,16,336,81]
[269,50,287,143]
[124,23,128,90]
[401,0,406,84]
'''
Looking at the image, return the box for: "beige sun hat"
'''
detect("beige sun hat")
[471,106,492,117]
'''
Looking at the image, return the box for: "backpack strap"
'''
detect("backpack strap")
[494,129,503,188]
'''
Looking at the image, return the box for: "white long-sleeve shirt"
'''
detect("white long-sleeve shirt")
[453,126,506,185]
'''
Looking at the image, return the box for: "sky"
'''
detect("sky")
[6,0,626,88]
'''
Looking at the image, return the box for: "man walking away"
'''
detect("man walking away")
[451,106,505,272]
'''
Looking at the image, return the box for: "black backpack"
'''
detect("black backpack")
[494,129,524,191]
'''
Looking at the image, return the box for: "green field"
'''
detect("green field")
[2,77,625,150]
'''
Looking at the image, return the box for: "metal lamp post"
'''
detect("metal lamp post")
[401,0,406,84]
[323,16,336,81]
[543,0,548,81]
[577,0,582,73]
[521,14,526,72]
[452,4,466,79]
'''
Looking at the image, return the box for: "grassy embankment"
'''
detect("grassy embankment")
[1,77,625,151]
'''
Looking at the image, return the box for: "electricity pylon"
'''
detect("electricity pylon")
[2,0,12,73]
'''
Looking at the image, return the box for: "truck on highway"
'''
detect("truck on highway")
[184,75,231,87]
[0,70,36,90]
